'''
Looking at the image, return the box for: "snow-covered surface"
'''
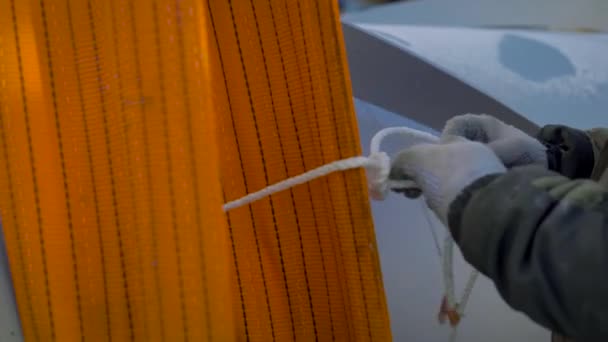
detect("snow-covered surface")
[355,97,549,341]
[342,0,608,32]
[354,24,608,130]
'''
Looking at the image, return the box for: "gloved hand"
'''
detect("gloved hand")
[442,114,547,168]
[389,137,506,225]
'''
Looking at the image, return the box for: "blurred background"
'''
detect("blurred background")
[339,0,403,12]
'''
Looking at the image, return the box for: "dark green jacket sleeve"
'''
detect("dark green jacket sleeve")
[446,124,608,341]
[448,166,608,341]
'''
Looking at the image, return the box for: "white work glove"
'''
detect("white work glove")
[389,137,506,225]
[442,114,547,168]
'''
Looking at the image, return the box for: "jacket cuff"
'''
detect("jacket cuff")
[447,174,501,242]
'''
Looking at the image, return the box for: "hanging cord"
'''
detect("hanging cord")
[447,270,480,342]
[443,235,456,308]
[222,126,479,341]
[420,201,442,258]
[424,201,478,336]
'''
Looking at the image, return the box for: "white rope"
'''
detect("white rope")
[222,125,479,342]
[223,156,374,211]
[443,235,456,308]
[458,269,480,315]
[449,327,459,342]
[422,197,479,341]
[421,200,442,258]
[447,269,480,342]
[223,126,438,211]
[370,126,439,154]
[423,205,479,339]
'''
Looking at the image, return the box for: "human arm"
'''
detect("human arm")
[448,166,608,341]
[390,136,608,341]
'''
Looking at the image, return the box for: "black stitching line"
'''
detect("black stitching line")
[86,0,135,338]
[323,5,379,339]
[109,0,149,339]
[220,188,249,339]
[294,2,351,339]
[127,1,165,339]
[13,0,56,338]
[287,2,340,339]
[248,0,299,339]
[151,1,189,339]
[264,0,323,339]
[313,2,373,340]
[37,10,88,333]
[173,0,212,339]
[227,1,284,339]
[37,0,77,340]
[65,1,112,339]
[0,95,39,342]
[207,5,250,340]
[39,1,87,331]
[6,3,42,340]
[36,5,86,333]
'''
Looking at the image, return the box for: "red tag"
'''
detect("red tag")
[437,295,461,327]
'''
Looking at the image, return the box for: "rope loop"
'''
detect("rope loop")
[221,125,479,341]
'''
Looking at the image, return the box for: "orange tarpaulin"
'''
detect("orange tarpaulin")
[0,0,390,340]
